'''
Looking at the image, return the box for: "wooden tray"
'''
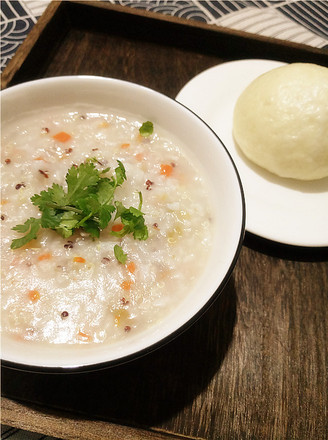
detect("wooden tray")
[2,0,328,91]
[2,2,328,439]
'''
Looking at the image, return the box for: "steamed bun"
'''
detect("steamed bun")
[233,63,328,180]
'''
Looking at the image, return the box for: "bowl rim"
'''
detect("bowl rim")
[1,75,245,373]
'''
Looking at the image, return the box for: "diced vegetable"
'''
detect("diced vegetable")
[127,261,136,274]
[139,121,153,137]
[120,280,134,291]
[111,223,124,232]
[28,290,40,302]
[160,164,173,177]
[77,331,92,342]
[38,253,52,261]
[73,257,86,263]
[114,245,127,264]
[53,132,72,143]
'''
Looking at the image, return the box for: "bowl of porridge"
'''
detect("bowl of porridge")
[1,76,245,371]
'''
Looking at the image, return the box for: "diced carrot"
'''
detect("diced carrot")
[120,143,130,149]
[127,261,136,274]
[120,280,134,291]
[111,223,124,232]
[73,256,86,263]
[53,131,71,143]
[38,253,52,261]
[77,331,92,342]
[0,199,9,205]
[34,156,46,161]
[28,290,40,302]
[160,164,173,177]
[135,153,144,162]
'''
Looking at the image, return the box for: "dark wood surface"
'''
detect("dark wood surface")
[1,2,328,439]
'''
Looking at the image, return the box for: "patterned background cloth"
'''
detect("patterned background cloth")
[1,0,328,439]
[1,0,328,71]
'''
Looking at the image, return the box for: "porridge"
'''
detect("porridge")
[1,106,213,345]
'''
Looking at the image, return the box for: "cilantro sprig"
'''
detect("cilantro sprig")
[111,192,148,241]
[10,160,148,257]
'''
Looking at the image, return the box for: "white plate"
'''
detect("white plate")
[176,59,328,247]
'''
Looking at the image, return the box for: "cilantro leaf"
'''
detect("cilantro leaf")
[97,180,116,205]
[83,219,100,238]
[98,204,115,230]
[11,218,41,249]
[139,121,153,137]
[31,189,55,210]
[114,201,127,221]
[131,218,149,240]
[76,194,100,217]
[66,162,100,203]
[128,207,143,218]
[49,183,68,206]
[114,244,127,264]
[55,211,80,238]
[114,160,127,186]
[39,207,63,229]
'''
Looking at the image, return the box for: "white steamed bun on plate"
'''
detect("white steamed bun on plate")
[233,63,328,181]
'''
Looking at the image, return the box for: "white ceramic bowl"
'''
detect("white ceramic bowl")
[1,76,245,372]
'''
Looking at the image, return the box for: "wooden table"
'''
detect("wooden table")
[2,2,328,439]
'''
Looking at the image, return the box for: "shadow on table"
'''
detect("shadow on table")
[1,276,237,428]
[244,232,328,262]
